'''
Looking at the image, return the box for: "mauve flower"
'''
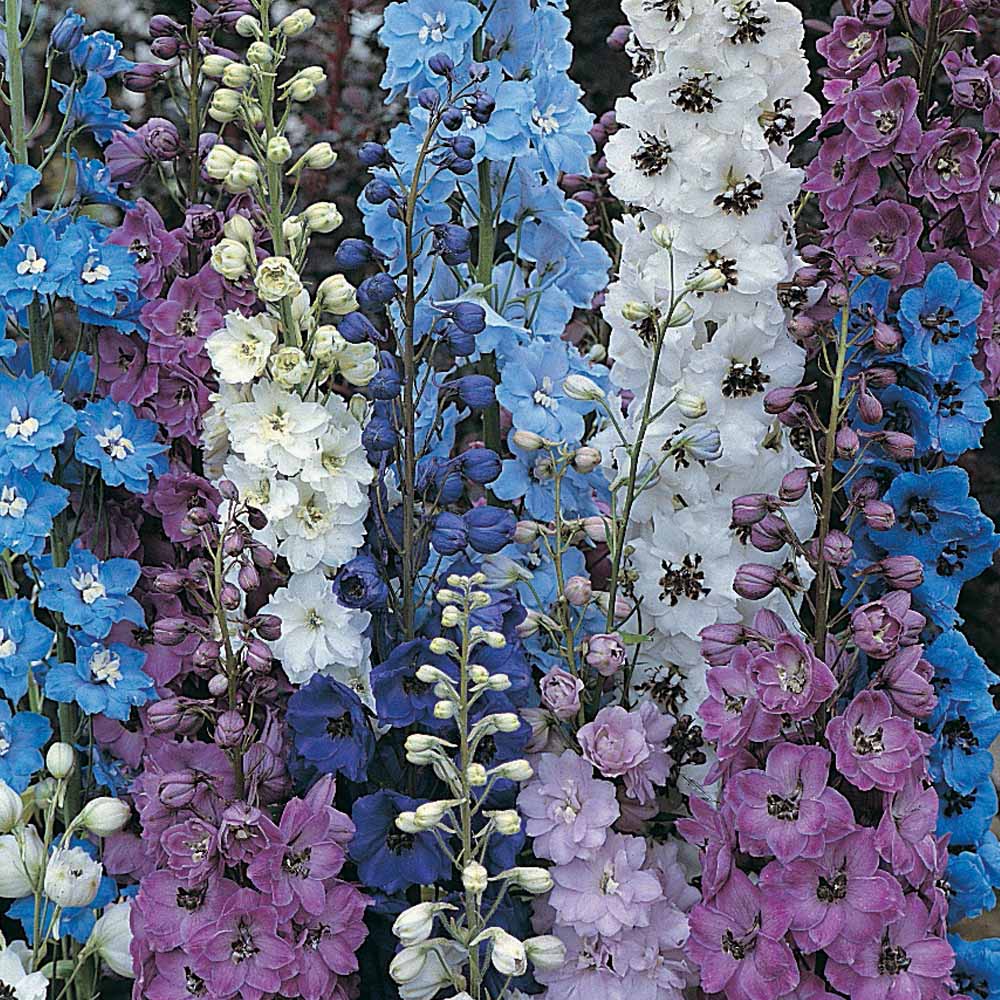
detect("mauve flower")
[107,198,183,298]
[817,17,886,77]
[871,645,937,718]
[943,48,1000,116]
[548,832,662,937]
[162,816,223,884]
[105,129,154,186]
[761,829,904,959]
[142,274,225,363]
[517,750,619,864]
[184,203,225,245]
[750,633,836,720]
[218,803,280,864]
[676,795,736,896]
[851,591,925,659]
[698,649,781,755]
[689,870,799,1000]
[803,130,881,228]
[96,330,159,405]
[578,703,673,804]
[584,632,627,676]
[833,199,925,285]
[874,771,940,877]
[825,895,954,1000]
[844,77,923,165]
[909,128,982,209]
[730,743,855,862]
[148,468,221,545]
[961,141,1000,248]
[133,872,240,953]
[540,667,583,720]
[188,887,296,1000]
[826,690,923,792]
[151,360,212,444]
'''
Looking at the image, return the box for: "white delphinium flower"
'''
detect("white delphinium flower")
[222,455,299,526]
[206,312,279,384]
[43,847,103,908]
[299,400,375,505]
[86,900,134,978]
[274,482,367,573]
[0,942,48,1000]
[0,828,44,898]
[261,568,372,691]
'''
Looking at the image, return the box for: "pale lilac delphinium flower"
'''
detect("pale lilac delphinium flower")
[548,832,662,937]
[761,829,904,959]
[825,690,923,792]
[676,795,737,897]
[850,591,925,660]
[730,743,855,862]
[539,667,584,720]
[577,703,673,805]
[750,633,836,720]
[688,870,799,1000]
[516,750,619,864]
[873,770,940,879]
[825,895,954,1000]
[871,644,937,719]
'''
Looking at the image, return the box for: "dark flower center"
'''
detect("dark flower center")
[632,313,660,349]
[129,239,151,263]
[644,0,683,20]
[941,716,978,753]
[176,885,207,911]
[760,99,796,146]
[715,174,764,215]
[672,73,720,114]
[816,872,848,902]
[933,380,964,417]
[327,713,354,739]
[722,357,769,397]
[920,306,961,344]
[942,786,975,817]
[937,541,969,577]
[177,308,200,338]
[873,108,899,136]
[727,0,769,43]
[766,792,800,822]
[184,968,207,996]
[230,919,259,964]
[282,847,313,877]
[878,941,911,976]
[659,554,710,605]
[632,133,673,177]
[901,496,937,534]
[690,251,739,292]
[721,916,760,960]
[386,830,415,854]
[0,985,17,1000]
[852,725,885,756]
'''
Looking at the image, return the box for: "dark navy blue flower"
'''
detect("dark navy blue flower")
[349,790,451,894]
[461,447,501,485]
[0,147,40,227]
[464,505,515,554]
[288,676,374,782]
[0,702,50,792]
[75,398,168,494]
[0,598,54,702]
[334,554,389,610]
[899,262,982,377]
[0,469,68,556]
[371,638,450,728]
[431,511,468,555]
[0,373,76,476]
[39,545,143,639]
[45,638,154,721]
[338,311,381,344]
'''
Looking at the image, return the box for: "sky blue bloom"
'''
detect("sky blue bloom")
[0,468,68,556]
[38,545,143,639]
[458,71,531,163]
[926,359,990,460]
[947,850,997,922]
[60,219,138,317]
[54,73,129,144]
[74,397,168,494]
[0,702,50,792]
[70,152,132,210]
[0,147,40,227]
[937,775,996,848]
[951,935,1000,1000]
[487,0,572,78]
[899,262,982,377]
[0,373,76,476]
[496,340,595,442]
[70,30,134,77]
[45,637,154,721]
[881,467,985,550]
[379,0,481,96]
[492,447,599,520]
[0,598,54,702]
[0,217,74,311]
[515,72,594,180]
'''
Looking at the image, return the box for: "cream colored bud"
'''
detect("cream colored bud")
[664,300,695,327]
[283,216,305,244]
[317,274,358,315]
[296,141,337,171]
[79,797,131,837]
[414,800,456,829]
[482,630,506,649]
[288,78,317,102]
[223,213,255,243]
[489,810,521,835]
[255,256,303,303]
[652,222,675,249]
[395,811,422,834]
[674,388,707,419]
[304,202,344,234]
[573,446,601,473]
[0,828,44,896]
[428,637,457,656]
[211,239,250,281]
[392,902,456,948]
[0,781,21,833]
[491,759,533,782]
[204,143,239,180]
[489,929,527,977]
[222,62,252,88]
[487,673,511,691]
[271,346,309,388]
[462,861,489,894]
[524,935,567,971]
[297,66,327,85]
[686,267,728,292]
[466,763,488,786]
[201,53,232,78]
[621,300,653,322]
[267,136,293,164]
[235,13,261,37]
[493,712,521,733]
[469,664,490,685]
[404,733,454,754]
[433,700,454,720]
[247,41,275,66]
[208,88,242,123]
[226,156,260,192]
[505,866,553,893]
[415,663,451,685]
[511,429,546,451]
[440,605,462,628]
[46,742,75,779]
[279,9,317,35]
[562,374,605,401]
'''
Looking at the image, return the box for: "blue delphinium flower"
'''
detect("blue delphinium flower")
[0,217,75,310]
[70,30,135,77]
[54,73,129,144]
[948,849,998,922]
[288,676,374,782]
[0,598,54,702]
[0,373,76,476]
[371,639,451,729]
[0,147,40,226]
[951,935,1000,1000]
[38,545,143,639]
[899,262,982,377]
[0,469,69,555]
[60,220,139,318]
[926,359,990,460]
[881,467,984,550]
[74,397,168,494]
[0,701,51,792]
[45,637,154,721]
[349,790,452,893]
[514,72,595,180]
[70,152,132,210]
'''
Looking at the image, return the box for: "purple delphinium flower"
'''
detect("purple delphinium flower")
[676,795,737,897]
[873,770,939,879]
[188,887,295,1000]
[803,130,881,229]
[871,645,937,718]
[761,829,904,959]
[218,804,280,865]
[826,690,923,792]
[688,870,799,1000]
[577,702,673,804]
[850,591,925,660]
[817,16,886,78]
[698,648,780,757]
[825,895,954,1000]
[548,832,662,937]
[141,273,224,364]
[517,750,619,864]
[843,77,923,166]
[833,199,925,285]
[107,198,183,298]
[909,127,982,210]
[132,872,239,954]
[730,743,855,862]
[750,633,836,720]
[161,816,224,885]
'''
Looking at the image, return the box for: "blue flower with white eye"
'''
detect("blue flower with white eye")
[38,545,143,639]
[0,701,51,792]
[70,30,134,78]
[0,469,68,556]
[70,152,132,210]
[54,73,129,144]
[379,0,481,96]
[0,147,40,227]
[513,72,595,180]
[0,599,54,702]
[74,397,168,495]
[60,220,138,316]
[0,218,74,310]
[45,637,154,721]
[899,262,982,377]
[0,373,76,476]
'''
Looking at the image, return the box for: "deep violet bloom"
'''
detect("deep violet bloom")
[833,199,925,286]
[909,127,982,209]
[802,130,880,227]
[729,743,855,862]
[516,750,619,864]
[826,690,923,792]
[688,870,799,1000]
[843,76,923,166]
[825,895,954,1000]
[761,829,904,959]
[187,887,296,1000]
[750,633,836,719]
[816,16,886,78]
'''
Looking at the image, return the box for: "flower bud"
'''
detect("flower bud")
[489,810,521,835]
[562,374,604,401]
[491,759,533,782]
[874,555,923,591]
[288,78,317,102]
[214,711,246,749]
[466,763,487,786]
[0,828,43,896]
[204,143,239,180]
[210,239,251,284]
[245,43,274,67]
[44,847,102,908]
[304,202,344,233]
[0,781,21,833]
[822,530,853,567]
[225,156,260,192]
[255,256,303,303]
[395,812,422,834]
[572,446,601,473]
[857,388,883,425]
[621,301,652,323]
[79,797,131,837]
[489,929,527,977]
[651,223,675,248]
[674,388,707,419]
[266,136,293,164]
[221,61,252,88]
[563,575,592,607]
[685,267,727,292]
[202,55,233,78]
[863,500,895,530]
[434,700,454,720]
[511,429,547,451]
[462,861,489,894]
[524,935,567,971]
[392,902,456,947]
[88,900,134,978]
[835,426,859,459]
[734,563,781,600]
[731,494,775,528]
[664,300,695,327]
[47,742,75,779]
[294,141,338,172]
[279,9,317,35]
[779,467,811,502]
[235,14,261,37]
[317,274,358,315]
[208,88,243,123]
[505,866,553,893]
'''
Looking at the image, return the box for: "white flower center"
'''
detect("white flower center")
[96,424,135,461]
[532,376,558,410]
[16,245,47,276]
[531,104,561,135]
[599,864,619,895]
[0,485,27,519]
[72,569,107,605]
[82,258,112,284]
[5,407,39,441]
[0,629,15,659]
[90,648,123,687]
[260,409,291,442]
[418,11,447,43]
[305,608,324,630]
